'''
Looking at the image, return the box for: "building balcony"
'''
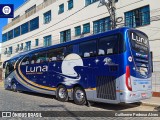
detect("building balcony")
[3,0,56,31]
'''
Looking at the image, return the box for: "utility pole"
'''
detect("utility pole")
[100,0,117,30]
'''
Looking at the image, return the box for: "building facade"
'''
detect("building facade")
[1,0,160,94]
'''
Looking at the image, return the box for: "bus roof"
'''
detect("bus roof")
[6,27,145,62]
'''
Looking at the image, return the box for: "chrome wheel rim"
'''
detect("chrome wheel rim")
[75,90,84,102]
[13,84,16,91]
[58,88,66,99]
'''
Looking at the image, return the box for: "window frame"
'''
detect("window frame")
[83,23,90,34]
[59,4,64,14]
[60,29,71,43]
[47,47,65,62]
[30,17,39,31]
[14,26,21,38]
[21,55,30,65]
[97,33,125,56]
[30,52,48,64]
[21,22,29,35]
[75,26,81,36]
[43,10,51,24]
[8,30,14,40]
[78,39,97,58]
[68,0,73,10]
[35,39,39,46]
[125,5,150,28]
[43,35,52,47]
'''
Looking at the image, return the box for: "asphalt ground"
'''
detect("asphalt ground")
[0,84,159,120]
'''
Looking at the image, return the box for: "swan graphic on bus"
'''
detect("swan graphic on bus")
[3,27,152,105]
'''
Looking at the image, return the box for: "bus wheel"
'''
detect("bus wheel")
[73,87,87,105]
[11,83,17,92]
[57,85,68,102]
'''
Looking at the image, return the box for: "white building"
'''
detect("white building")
[1,0,160,94]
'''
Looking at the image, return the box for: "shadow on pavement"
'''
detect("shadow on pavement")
[16,91,141,111]
[154,106,160,112]
[19,91,55,99]
[90,102,141,111]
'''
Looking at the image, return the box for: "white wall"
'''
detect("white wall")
[1,0,160,63]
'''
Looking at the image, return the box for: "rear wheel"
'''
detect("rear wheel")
[73,87,87,105]
[57,85,68,102]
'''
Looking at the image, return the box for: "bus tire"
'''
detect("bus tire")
[73,87,87,105]
[11,82,17,92]
[57,85,68,102]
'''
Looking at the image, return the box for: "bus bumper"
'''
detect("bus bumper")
[120,90,152,103]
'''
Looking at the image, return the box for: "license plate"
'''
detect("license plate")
[141,93,146,97]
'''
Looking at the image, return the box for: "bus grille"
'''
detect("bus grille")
[96,76,116,100]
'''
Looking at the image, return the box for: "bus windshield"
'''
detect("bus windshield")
[129,30,149,54]
[5,61,15,78]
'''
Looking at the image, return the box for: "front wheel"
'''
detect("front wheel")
[57,85,68,102]
[73,87,87,105]
[11,83,17,92]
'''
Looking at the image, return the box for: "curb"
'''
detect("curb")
[140,102,160,107]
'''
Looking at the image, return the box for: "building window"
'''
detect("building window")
[30,17,39,31]
[59,4,64,14]
[75,26,81,36]
[93,17,111,34]
[68,0,73,10]
[20,43,23,51]
[8,47,12,55]
[4,48,7,55]
[125,5,150,28]
[35,39,39,46]
[21,22,29,34]
[44,35,52,47]
[14,26,21,37]
[16,44,19,53]
[85,0,98,6]
[60,29,71,43]
[83,23,90,34]
[25,41,31,51]
[44,10,51,24]
[2,33,8,42]
[8,30,13,40]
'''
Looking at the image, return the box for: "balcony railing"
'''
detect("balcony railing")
[3,0,56,31]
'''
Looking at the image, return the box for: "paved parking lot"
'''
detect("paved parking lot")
[0,86,159,120]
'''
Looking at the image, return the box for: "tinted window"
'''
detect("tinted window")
[65,45,73,57]
[79,40,97,58]
[5,60,15,78]
[98,35,124,55]
[21,56,30,65]
[31,52,47,64]
[129,31,149,54]
[47,47,65,61]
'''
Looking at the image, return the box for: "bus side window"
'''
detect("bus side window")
[79,40,97,58]
[5,60,15,78]
[98,35,118,55]
[47,47,65,62]
[65,45,73,57]
[30,52,47,64]
[56,48,65,61]
[36,52,47,64]
[21,56,30,65]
